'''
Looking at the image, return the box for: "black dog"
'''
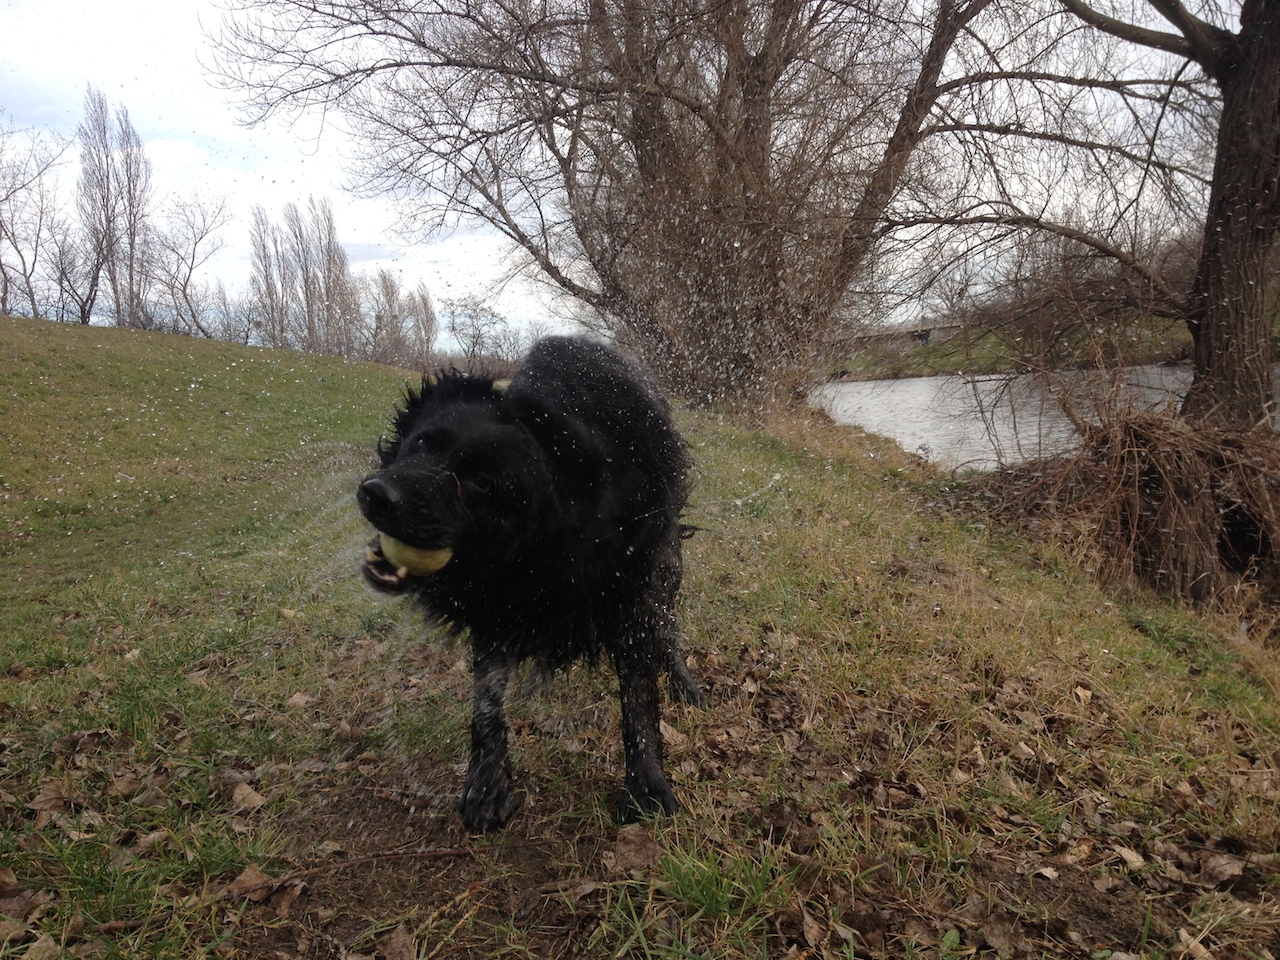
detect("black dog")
[357,336,702,832]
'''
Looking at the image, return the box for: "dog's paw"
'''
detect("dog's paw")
[457,762,520,833]
[667,668,706,708]
[618,778,679,823]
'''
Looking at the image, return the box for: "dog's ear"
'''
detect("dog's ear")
[377,375,440,464]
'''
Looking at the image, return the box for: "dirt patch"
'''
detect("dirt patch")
[233,754,612,958]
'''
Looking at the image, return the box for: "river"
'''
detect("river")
[811,365,1197,470]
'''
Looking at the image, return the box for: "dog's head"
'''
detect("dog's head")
[357,372,552,593]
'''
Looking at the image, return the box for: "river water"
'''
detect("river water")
[811,365,1196,470]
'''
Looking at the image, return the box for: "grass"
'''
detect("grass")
[3,314,1279,958]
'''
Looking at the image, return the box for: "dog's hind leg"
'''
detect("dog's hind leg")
[612,625,679,822]
[656,599,703,707]
[664,640,704,708]
[652,532,704,708]
[458,644,520,832]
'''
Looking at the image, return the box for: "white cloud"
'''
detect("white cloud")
[0,0,562,326]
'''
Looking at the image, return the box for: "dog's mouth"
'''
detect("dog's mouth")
[362,534,453,588]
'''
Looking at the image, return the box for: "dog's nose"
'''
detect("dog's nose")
[358,475,401,512]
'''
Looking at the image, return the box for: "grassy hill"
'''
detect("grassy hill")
[2,315,1278,958]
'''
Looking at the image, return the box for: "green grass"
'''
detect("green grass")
[2,315,1278,958]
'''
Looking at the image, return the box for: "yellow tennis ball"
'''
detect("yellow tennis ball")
[379,535,453,575]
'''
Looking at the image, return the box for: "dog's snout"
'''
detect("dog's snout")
[358,475,401,515]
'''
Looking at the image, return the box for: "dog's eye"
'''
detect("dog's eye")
[412,428,453,453]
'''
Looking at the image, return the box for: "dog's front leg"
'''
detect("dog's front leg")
[458,644,519,832]
[613,638,679,822]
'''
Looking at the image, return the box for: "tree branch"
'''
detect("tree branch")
[1058,0,1232,74]
[929,121,1211,185]
[1058,0,1194,60]
[885,208,1182,306]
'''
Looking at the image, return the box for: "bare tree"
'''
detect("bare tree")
[362,267,412,364]
[309,197,362,356]
[854,0,1276,428]
[280,200,322,350]
[212,0,993,402]
[65,87,116,324]
[403,281,438,368]
[1054,0,1280,426]
[247,196,364,356]
[211,280,256,344]
[0,121,68,317]
[58,88,160,328]
[105,105,155,329]
[442,294,510,370]
[360,269,438,368]
[248,202,291,346]
[152,195,231,337]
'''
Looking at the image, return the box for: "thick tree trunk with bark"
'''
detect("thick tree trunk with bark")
[1180,0,1280,426]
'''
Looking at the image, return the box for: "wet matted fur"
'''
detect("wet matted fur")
[357,336,703,832]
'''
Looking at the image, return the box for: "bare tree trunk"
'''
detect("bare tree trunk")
[1180,0,1280,426]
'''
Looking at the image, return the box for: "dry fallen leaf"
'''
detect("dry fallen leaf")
[230,782,267,813]
[26,781,71,815]
[1177,928,1214,960]
[0,869,19,898]
[0,889,46,925]
[105,771,144,800]
[20,933,59,959]
[1115,846,1146,871]
[1202,852,1246,885]
[660,719,686,748]
[274,881,305,919]
[379,923,416,960]
[227,864,275,902]
[612,823,663,875]
[132,784,169,809]
[134,829,170,853]
[802,907,826,948]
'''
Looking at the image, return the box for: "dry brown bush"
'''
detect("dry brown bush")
[985,397,1280,610]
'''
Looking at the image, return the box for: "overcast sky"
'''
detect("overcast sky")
[0,0,558,325]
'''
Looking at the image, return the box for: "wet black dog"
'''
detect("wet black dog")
[357,336,702,832]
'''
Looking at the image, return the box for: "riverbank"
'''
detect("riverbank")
[832,316,1192,382]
